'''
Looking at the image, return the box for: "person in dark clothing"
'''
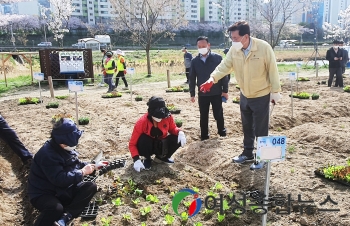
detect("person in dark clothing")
[28,118,105,226]
[189,36,229,141]
[182,47,193,83]
[129,96,186,171]
[339,41,349,74]
[0,114,33,166]
[102,51,116,92]
[326,40,344,87]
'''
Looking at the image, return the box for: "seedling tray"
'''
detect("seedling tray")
[314,169,350,187]
[169,109,181,114]
[80,201,99,218]
[83,174,98,183]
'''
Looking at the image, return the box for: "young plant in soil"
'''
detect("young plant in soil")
[101,216,112,226]
[102,92,122,98]
[163,214,175,225]
[132,198,141,206]
[297,77,310,81]
[180,212,189,222]
[315,159,350,185]
[217,212,226,222]
[291,92,310,99]
[175,119,183,127]
[78,117,90,125]
[344,85,350,93]
[183,87,189,92]
[194,223,203,226]
[46,102,59,109]
[140,206,152,216]
[162,204,170,213]
[135,95,143,101]
[51,113,74,123]
[166,86,184,92]
[112,197,123,207]
[167,104,181,114]
[19,97,40,105]
[232,96,240,103]
[122,214,131,222]
[311,93,319,100]
[55,95,69,100]
[146,194,159,203]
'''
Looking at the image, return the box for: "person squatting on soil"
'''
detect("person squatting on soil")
[27,118,108,226]
[182,47,193,84]
[129,96,186,172]
[189,36,229,141]
[115,49,129,90]
[200,21,281,164]
[0,114,33,166]
[102,51,116,92]
[326,40,344,87]
[339,40,349,75]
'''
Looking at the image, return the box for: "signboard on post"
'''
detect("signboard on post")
[34,72,44,81]
[289,72,296,80]
[68,81,84,92]
[256,136,287,162]
[296,62,302,68]
[127,67,135,102]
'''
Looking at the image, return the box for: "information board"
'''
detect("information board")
[256,136,287,162]
[59,51,85,73]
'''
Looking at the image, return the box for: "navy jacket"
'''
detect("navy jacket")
[27,139,87,200]
[326,47,343,68]
[189,51,228,97]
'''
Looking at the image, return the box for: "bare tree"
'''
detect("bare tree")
[251,0,311,49]
[109,0,187,76]
[85,23,110,37]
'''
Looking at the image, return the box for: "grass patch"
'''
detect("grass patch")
[0,75,33,96]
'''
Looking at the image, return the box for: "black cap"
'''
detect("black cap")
[147,96,170,119]
[333,40,340,44]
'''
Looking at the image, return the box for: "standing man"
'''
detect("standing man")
[326,40,343,87]
[115,49,129,90]
[102,51,116,93]
[339,41,349,75]
[189,36,229,141]
[200,21,281,164]
[182,47,193,84]
[0,114,33,166]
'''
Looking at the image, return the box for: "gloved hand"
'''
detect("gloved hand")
[133,160,145,172]
[270,93,282,104]
[124,70,127,75]
[177,131,186,147]
[81,164,95,176]
[200,77,214,93]
[96,161,109,169]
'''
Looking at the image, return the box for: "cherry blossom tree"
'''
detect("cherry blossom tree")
[338,6,350,42]
[322,22,344,41]
[109,0,187,76]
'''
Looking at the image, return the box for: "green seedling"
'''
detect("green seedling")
[82,223,89,226]
[183,201,191,207]
[134,188,143,196]
[228,192,234,199]
[276,127,282,132]
[128,178,136,190]
[192,186,200,193]
[56,95,69,99]
[217,212,225,222]
[141,222,147,226]
[101,216,112,226]
[132,198,141,205]
[146,194,159,203]
[181,212,189,221]
[291,168,295,173]
[223,200,230,211]
[287,145,296,154]
[122,214,131,221]
[112,197,123,207]
[193,223,203,226]
[162,204,170,213]
[212,182,223,191]
[140,206,152,216]
[163,214,175,225]
[203,208,213,215]
[170,191,175,197]
[207,190,218,197]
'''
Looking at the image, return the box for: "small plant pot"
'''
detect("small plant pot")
[101,92,122,98]
[78,117,90,125]
[46,105,59,109]
[175,119,183,128]
[183,88,189,92]
[321,81,327,85]
[135,96,143,101]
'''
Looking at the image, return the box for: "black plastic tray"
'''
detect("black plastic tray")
[80,201,99,218]
[314,169,350,187]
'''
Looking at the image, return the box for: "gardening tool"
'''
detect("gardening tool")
[91,151,103,164]
[250,101,276,170]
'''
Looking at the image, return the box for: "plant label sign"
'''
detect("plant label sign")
[289,72,296,80]
[256,136,286,162]
[68,81,84,92]
[296,62,302,68]
[34,72,44,81]
[127,67,135,75]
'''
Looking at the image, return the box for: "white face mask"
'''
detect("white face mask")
[231,36,244,51]
[152,116,162,122]
[63,146,76,151]
[198,47,208,55]
[333,46,339,49]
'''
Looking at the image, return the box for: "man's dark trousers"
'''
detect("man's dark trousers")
[185,67,190,82]
[0,115,33,163]
[328,67,343,87]
[240,93,270,157]
[198,95,225,139]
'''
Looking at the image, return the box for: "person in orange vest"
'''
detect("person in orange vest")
[102,51,116,93]
[115,49,129,90]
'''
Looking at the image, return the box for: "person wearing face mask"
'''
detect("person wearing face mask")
[189,36,229,141]
[27,118,106,226]
[200,21,281,166]
[326,40,344,87]
[339,41,349,75]
[129,96,186,172]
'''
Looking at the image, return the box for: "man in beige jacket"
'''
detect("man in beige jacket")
[200,21,281,165]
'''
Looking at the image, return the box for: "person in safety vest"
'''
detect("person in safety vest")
[102,51,116,93]
[115,49,129,90]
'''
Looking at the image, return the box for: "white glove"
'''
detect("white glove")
[177,131,186,147]
[270,93,282,103]
[133,160,145,172]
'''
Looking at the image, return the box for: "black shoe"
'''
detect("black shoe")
[219,129,226,137]
[232,154,254,164]
[143,159,152,170]
[54,212,72,226]
[201,135,209,141]
[185,80,189,84]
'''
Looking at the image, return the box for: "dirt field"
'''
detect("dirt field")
[1,71,350,226]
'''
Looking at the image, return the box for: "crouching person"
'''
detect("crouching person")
[28,118,98,226]
[129,96,186,172]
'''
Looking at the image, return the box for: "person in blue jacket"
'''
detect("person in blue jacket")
[189,36,229,140]
[27,118,99,226]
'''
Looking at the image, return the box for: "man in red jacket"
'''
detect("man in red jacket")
[129,96,186,171]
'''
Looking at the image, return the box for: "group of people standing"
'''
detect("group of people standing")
[101,49,129,92]
[326,40,349,88]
